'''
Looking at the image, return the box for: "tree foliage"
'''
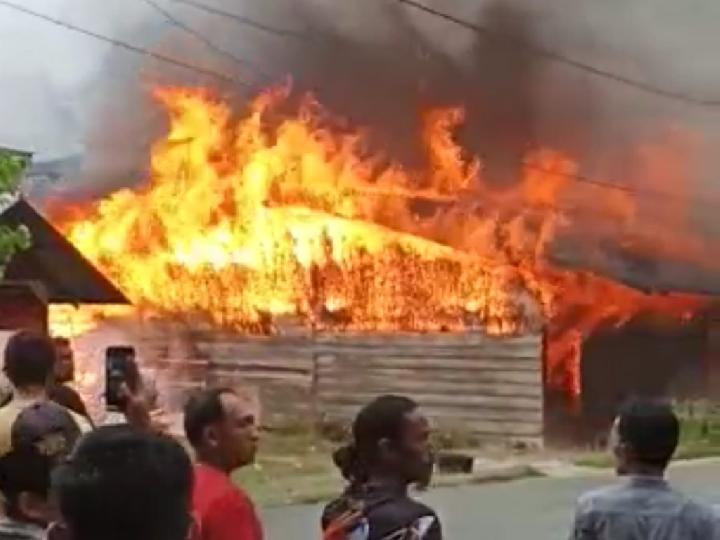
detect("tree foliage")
[0,152,31,276]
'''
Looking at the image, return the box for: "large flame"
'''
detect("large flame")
[53,86,706,399]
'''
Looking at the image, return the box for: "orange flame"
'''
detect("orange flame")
[53,86,708,398]
[58,88,546,334]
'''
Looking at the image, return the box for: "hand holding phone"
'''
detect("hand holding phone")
[105,346,139,412]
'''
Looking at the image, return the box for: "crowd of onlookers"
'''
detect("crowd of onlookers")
[0,329,717,540]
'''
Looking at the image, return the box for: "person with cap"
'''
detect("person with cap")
[0,401,82,540]
[0,331,91,459]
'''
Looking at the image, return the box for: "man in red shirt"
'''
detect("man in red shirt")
[184,388,262,540]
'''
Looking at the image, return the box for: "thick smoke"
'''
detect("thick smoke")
[16,0,720,290]
[13,1,714,180]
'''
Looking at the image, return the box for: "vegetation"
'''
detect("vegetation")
[232,425,541,506]
[0,151,31,275]
[575,401,720,468]
[232,429,341,506]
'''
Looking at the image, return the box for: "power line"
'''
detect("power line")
[523,161,668,200]
[140,0,275,81]
[140,1,720,205]
[396,0,720,108]
[0,0,253,89]
[521,160,720,211]
[170,0,310,41]
[1,0,712,207]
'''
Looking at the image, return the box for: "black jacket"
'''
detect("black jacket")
[322,481,442,540]
[48,384,91,423]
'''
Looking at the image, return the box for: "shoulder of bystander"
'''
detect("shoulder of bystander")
[47,385,89,421]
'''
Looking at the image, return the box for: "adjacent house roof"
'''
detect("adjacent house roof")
[0,146,32,161]
[551,238,720,297]
[0,198,128,304]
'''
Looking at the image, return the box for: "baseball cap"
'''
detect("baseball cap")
[11,402,82,461]
[0,402,82,502]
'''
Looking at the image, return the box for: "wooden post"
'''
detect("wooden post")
[310,351,320,434]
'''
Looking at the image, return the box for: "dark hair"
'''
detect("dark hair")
[4,331,56,388]
[53,426,193,540]
[0,449,53,519]
[183,388,236,448]
[617,398,680,468]
[333,395,418,484]
[52,337,71,348]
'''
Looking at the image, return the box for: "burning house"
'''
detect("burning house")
[31,86,713,446]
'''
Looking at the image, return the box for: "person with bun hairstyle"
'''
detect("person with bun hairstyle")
[321,395,441,540]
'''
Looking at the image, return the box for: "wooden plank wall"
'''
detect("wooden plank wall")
[198,336,315,428]
[149,333,316,428]
[315,334,543,445]
[147,329,544,444]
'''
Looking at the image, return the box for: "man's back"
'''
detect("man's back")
[322,482,442,540]
[571,476,718,540]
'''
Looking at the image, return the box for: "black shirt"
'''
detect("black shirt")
[322,481,442,540]
[48,384,91,424]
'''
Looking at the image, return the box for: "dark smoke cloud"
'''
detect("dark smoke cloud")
[260,0,601,185]
[31,0,719,291]
[70,0,717,193]
[67,0,598,195]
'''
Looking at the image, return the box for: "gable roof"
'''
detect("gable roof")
[0,199,128,304]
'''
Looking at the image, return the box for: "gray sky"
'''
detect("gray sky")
[0,1,151,158]
[1,0,719,162]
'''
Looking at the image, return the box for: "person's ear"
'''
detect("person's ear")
[18,492,50,522]
[377,438,395,461]
[614,440,629,461]
[204,424,220,448]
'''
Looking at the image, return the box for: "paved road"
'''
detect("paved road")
[262,461,720,540]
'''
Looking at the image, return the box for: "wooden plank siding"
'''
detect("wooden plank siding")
[314,334,543,445]
[148,332,543,444]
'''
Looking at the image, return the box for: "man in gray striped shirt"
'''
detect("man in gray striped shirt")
[570,399,719,540]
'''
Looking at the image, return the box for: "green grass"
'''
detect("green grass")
[232,429,343,506]
[232,426,543,506]
[575,401,720,469]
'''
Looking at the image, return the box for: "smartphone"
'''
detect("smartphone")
[105,346,138,411]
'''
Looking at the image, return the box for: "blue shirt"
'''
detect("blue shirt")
[570,476,719,540]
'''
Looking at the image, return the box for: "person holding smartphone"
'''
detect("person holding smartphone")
[102,346,167,432]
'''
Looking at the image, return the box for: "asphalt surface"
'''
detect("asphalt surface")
[262,461,720,540]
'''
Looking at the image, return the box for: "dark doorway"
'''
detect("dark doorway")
[579,318,707,444]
